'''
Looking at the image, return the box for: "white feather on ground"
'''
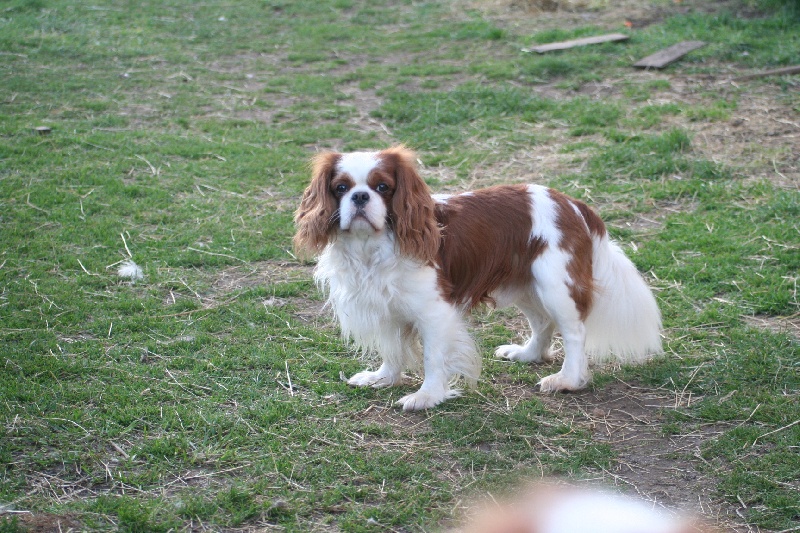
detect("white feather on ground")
[117,260,143,280]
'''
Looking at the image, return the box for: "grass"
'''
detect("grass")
[1,0,799,531]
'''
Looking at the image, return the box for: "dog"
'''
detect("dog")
[294,146,662,410]
[457,483,716,533]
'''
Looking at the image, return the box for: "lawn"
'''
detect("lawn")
[1,0,798,531]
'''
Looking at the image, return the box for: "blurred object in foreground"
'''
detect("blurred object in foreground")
[457,483,722,533]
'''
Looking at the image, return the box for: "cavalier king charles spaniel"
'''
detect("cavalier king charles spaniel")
[294,146,662,411]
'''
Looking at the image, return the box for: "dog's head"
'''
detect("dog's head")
[293,146,439,263]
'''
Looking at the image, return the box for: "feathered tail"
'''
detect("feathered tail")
[584,235,663,362]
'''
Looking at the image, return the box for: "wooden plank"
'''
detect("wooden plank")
[524,33,629,54]
[633,41,706,69]
[735,65,800,80]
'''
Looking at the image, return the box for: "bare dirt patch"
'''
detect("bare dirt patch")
[207,261,323,323]
[209,261,311,294]
[3,512,83,533]
[470,303,752,528]
[622,197,701,233]
[654,78,799,190]
[159,261,323,328]
[469,0,764,34]
[470,0,685,34]
[471,136,591,187]
[743,314,800,340]
[537,381,749,528]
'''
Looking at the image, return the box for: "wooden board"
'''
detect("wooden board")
[524,33,629,54]
[633,41,706,69]
[735,65,800,80]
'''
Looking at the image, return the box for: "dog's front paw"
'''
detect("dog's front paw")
[536,371,589,393]
[395,388,461,411]
[346,369,400,388]
[494,344,551,363]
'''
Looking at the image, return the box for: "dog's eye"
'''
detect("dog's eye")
[375,183,389,193]
[335,184,349,195]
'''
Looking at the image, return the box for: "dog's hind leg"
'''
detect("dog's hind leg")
[530,256,591,392]
[495,293,555,364]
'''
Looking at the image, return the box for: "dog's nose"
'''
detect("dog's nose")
[352,191,370,206]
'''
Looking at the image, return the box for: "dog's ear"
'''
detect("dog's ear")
[381,146,440,264]
[293,151,341,258]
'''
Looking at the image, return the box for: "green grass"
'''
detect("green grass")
[2,0,799,531]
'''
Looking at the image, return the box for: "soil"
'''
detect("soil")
[3,512,83,533]
[539,381,748,529]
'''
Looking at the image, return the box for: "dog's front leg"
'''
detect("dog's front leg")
[347,361,403,388]
[346,323,419,389]
[395,308,477,411]
[396,343,458,411]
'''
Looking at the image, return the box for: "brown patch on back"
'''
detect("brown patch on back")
[548,189,599,320]
[436,185,545,309]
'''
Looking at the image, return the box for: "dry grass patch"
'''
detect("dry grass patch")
[538,381,748,528]
[658,79,799,190]
[468,0,681,32]
[743,314,800,340]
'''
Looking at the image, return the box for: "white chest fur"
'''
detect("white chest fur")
[314,234,439,350]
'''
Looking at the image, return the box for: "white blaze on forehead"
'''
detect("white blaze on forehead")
[336,151,380,183]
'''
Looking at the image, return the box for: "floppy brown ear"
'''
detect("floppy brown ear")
[293,151,341,258]
[380,146,440,265]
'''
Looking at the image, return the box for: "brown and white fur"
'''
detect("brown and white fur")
[294,146,662,411]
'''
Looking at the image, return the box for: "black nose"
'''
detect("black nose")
[352,191,370,206]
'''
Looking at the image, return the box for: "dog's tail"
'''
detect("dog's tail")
[584,234,662,363]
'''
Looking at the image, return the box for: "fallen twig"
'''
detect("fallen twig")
[187,246,248,264]
[26,193,50,215]
[120,232,133,258]
[753,418,800,446]
[135,154,159,176]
